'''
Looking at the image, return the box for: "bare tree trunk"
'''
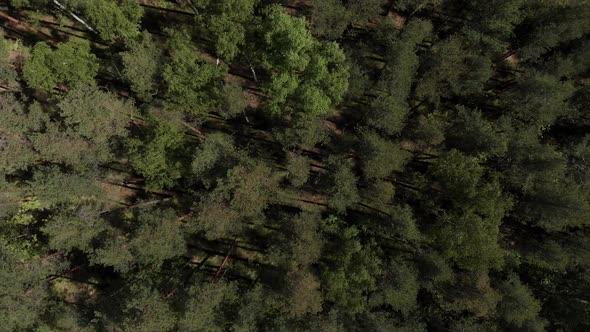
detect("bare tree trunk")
[211,238,237,283]
[186,0,199,14]
[0,11,55,44]
[249,63,258,82]
[53,0,96,34]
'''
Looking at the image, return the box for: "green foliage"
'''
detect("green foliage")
[260,7,349,116]
[3,1,590,329]
[42,204,108,252]
[327,157,359,213]
[519,180,590,232]
[0,94,40,173]
[191,133,239,182]
[0,37,17,83]
[220,82,248,119]
[128,121,191,190]
[163,30,225,116]
[80,0,143,41]
[359,130,411,179]
[284,268,323,317]
[23,39,99,92]
[310,0,350,39]
[431,150,511,270]
[22,42,56,91]
[505,71,575,129]
[497,275,544,328]
[178,282,238,331]
[416,34,493,103]
[367,94,409,136]
[122,284,178,331]
[446,106,507,156]
[439,271,501,317]
[121,32,162,100]
[321,219,382,313]
[367,19,432,134]
[198,0,258,61]
[285,152,310,187]
[369,261,420,317]
[196,161,278,239]
[89,231,133,273]
[520,2,590,61]
[129,209,185,268]
[27,166,102,207]
[58,84,132,162]
[434,210,505,271]
[10,0,31,8]
[0,242,60,331]
[272,211,323,269]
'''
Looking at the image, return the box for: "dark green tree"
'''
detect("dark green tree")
[121,32,163,100]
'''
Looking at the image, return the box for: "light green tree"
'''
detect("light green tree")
[23,39,99,92]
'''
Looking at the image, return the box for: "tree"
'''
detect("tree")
[0,37,17,84]
[190,133,240,183]
[519,2,590,61]
[285,152,310,188]
[260,7,349,116]
[518,180,590,232]
[369,261,420,317]
[197,0,258,62]
[326,157,360,213]
[178,281,238,332]
[445,106,508,157]
[195,161,278,239]
[127,120,192,190]
[376,19,432,100]
[76,0,143,41]
[366,19,432,134]
[129,208,186,268]
[30,123,96,168]
[284,268,323,317]
[89,230,133,273]
[310,0,350,40]
[320,218,382,313]
[433,210,505,271]
[0,94,41,173]
[271,211,323,269]
[455,0,527,53]
[546,40,590,79]
[221,161,278,218]
[42,204,109,252]
[121,32,163,100]
[501,128,567,193]
[22,42,55,91]
[430,150,511,270]
[163,30,225,117]
[439,271,501,317]
[497,274,544,328]
[347,0,383,26]
[58,83,133,162]
[366,94,409,136]
[220,82,248,119]
[415,33,493,103]
[358,130,411,179]
[122,284,178,332]
[24,39,99,92]
[505,71,575,129]
[0,242,60,331]
[27,166,103,207]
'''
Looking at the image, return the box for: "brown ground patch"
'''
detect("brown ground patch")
[388,10,407,29]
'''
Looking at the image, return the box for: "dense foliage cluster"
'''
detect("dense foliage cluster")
[1,0,589,331]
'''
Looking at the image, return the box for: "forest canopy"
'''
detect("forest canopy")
[1,0,590,331]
